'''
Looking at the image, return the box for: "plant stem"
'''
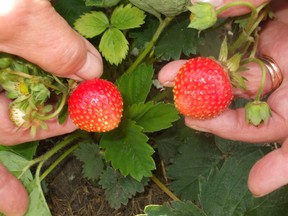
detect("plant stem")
[36,93,67,121]
[6,70,33,79]
[252,58,267,101]
[229,3,269,54]
[40,143,80,181]
[124,16,174,75]
[216,1,256,16]
[32,131,84,165]
[151,175,180,201]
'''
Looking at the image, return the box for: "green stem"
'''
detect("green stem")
[36,93,67,121]
[18,131,84,181]
[216,1,256,16]
[229,3,269,54]
[242,58,266,101]
[6,70,33,79]
[32,131,84,165]
[124,16,174,75]
[151,175,180,201]
[40,143,80,181]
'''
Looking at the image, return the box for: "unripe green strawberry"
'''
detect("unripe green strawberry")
[173,57,233,119]
[9,105,26,127]
[68,78,123,132]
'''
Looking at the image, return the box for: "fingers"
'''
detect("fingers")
[0,163,28,216]
[0,94,77,146]
[248,139,288,197]
[0,0,103,81]
[185,107,288,143]
[191,0,269,17]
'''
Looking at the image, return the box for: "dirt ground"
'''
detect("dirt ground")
[45,156,171,216]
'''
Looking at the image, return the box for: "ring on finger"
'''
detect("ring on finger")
[258,55,283,92]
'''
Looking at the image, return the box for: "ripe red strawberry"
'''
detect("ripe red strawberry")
[173,57,233,119]
[68,78,123,132]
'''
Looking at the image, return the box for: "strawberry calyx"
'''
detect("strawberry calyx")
[245,101,271,126]
[0,54,72,135]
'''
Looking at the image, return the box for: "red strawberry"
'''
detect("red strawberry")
[173,57,233,119]
[68,78,123,132]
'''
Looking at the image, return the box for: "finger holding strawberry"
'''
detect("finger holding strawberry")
[159,0,288,197]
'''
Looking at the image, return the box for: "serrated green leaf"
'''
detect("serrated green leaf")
[25,179,52,216]
[99,27,129,65]
[155,15,202,60]
[74,142,104,181]
[100,120,155,181]
[167,134,222,201]
[85,0,121,7]
[0,141,38,160]
[137,201,207,216]
[111,4,146,30]
[116,63,154,105]
[246,186,288,215]
[155,127,182,164]
[126,101,179,132]
[74,11,109,38]
[99,167,148,209]
[0,151,33,186]
[199,150,264,216]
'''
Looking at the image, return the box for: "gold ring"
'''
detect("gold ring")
[258,55,283,92]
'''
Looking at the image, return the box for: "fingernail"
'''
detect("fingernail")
[191,0,223,7]
[162,80,174,87]
[76,51,103,80]
[188,124,211,133]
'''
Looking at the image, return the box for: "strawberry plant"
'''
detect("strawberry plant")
[1,0,288,216]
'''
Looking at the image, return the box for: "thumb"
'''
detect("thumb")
[248,139,288,197]
[0,0,102,81]
[0,163,28,216]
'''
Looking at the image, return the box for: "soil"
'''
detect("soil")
[45,156,172,216]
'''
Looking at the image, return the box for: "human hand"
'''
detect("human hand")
[159,0,288,198]
[0,0,103,215]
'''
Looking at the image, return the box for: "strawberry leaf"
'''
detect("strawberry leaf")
[111,4,146,30]
[74,142,104,181]
[125,101,179,132]
[99,167,148,209]
[74,11,109,38]
[100,119,155,181]
[199,149,264,216]
[155,15,202,60]
[116,63,154,105]
[99,27,129,65]
[0,141,38,160]
[166,134,222,201]
[137,201,207,216]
